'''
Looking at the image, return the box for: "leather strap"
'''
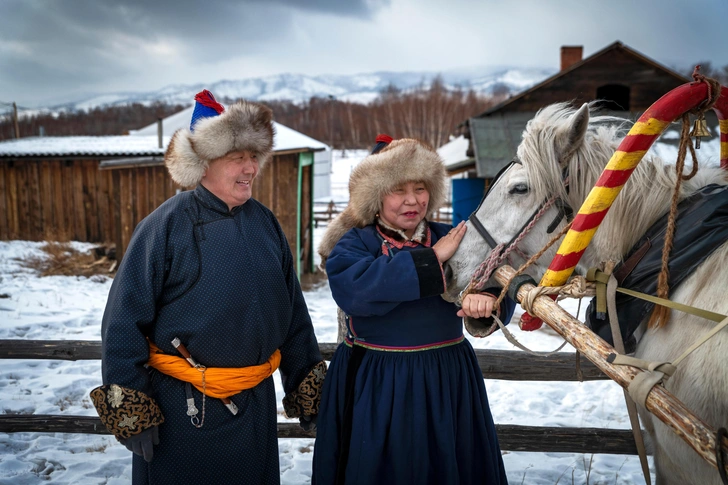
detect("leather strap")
[605,272,652,485]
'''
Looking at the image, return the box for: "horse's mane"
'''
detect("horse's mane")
[517,102,728,261]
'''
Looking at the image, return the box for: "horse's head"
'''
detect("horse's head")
[442,103,592,302]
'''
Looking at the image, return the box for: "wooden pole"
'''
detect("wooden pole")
[13,102,20,139]
[493,264,728,475]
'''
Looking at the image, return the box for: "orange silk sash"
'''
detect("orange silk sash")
[147,341,281,399]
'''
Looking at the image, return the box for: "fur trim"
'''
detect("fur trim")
[318,138,447,268]
[377,218,428,244]
[165,100,275,187]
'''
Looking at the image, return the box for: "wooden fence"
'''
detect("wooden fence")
[0,339,638,455]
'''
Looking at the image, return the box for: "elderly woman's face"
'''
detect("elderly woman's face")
[380,181,429,237]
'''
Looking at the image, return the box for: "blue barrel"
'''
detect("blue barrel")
[451,178,486,226]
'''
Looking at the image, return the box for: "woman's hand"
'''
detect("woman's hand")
[457,293,497,319]
[432,221,466,262]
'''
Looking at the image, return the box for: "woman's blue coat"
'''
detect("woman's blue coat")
[312,222,513,485]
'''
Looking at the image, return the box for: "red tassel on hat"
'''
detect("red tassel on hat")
[375,134,393,144]
[371,133,393,154]
[194,90,225,114]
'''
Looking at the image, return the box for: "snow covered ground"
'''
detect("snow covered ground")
[7,147,714,484]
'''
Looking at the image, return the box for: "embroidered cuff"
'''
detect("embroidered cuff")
[90,384,164,440]
[411,248,445,298]
[282,361,327,418]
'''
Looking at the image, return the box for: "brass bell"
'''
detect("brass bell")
[689,116,711,149]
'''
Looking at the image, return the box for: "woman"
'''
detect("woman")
[313,135,513,485]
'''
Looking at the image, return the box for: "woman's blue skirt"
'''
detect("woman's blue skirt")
[312,339,508,485]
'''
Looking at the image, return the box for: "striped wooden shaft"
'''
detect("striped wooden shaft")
[541,83,728,287]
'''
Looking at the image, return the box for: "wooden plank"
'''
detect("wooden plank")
[28,161,43,240]
[152,167,166,209]
[135,166,149,224]
[16,160,30,240]
[0,340,605,381]
[40,161,54,240]
[83,161,100,242]
[0,164,8,240]
[111,170,122,259]
[61,162,75,242]
[51,162,66,240]
[6,164,19,239]
[72,161,87,241]
[119,171,134,259]
[0,415,639,455]
[96,166,112,244]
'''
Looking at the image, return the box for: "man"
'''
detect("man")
[90,90,325,484]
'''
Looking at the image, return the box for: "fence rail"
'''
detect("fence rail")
[0,339,639,456]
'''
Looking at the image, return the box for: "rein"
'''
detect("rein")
[460,160,572,302]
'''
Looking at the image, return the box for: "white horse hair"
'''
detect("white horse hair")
[443,102,728,485]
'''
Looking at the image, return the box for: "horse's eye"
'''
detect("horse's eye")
[509,183,529,195]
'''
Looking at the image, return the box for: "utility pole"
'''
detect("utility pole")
[12,102,20,139]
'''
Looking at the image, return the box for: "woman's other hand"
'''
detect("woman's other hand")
[432,221,466,262]
[457,293,497,319]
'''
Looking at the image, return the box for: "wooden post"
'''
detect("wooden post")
[493,264,728,475]
[12,102,19,139]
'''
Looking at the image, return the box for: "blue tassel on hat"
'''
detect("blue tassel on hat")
[190,90,225,131]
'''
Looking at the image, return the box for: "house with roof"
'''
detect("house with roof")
[0,113,330,274]
[444,41,721,223]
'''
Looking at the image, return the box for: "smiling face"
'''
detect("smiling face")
[201,150,259,210]
[379,181,430,238]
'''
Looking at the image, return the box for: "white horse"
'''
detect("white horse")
[442,102,728,485]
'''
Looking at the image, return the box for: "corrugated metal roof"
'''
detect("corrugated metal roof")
[470,113,534,178]
[0,136,168,158]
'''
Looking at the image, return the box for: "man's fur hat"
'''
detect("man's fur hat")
[165,90,275,187]
[318,137,447,268]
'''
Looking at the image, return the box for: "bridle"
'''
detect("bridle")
[462,159,573,295]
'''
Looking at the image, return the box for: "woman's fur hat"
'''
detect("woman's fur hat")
[318,137,447,268]
[165,90,275,187]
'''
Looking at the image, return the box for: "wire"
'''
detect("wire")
[0,100,34,111]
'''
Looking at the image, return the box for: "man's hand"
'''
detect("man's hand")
[300,415,317,432]
[432,221,466,263]
[457,293,497,319]
[119,425,159,463]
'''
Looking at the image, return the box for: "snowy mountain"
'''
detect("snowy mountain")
[45,67,555,112]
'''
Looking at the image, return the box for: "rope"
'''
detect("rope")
[460,196,561,303]
[493,221,573,310]
[650,67,722,329]
[491,313,569,356]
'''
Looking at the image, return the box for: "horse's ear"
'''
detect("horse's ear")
[560,103,589,168]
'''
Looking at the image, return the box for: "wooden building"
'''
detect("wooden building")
[0,123,327,274]
[457,41,692,179]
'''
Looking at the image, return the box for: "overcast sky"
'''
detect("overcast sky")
[1,0,727,107]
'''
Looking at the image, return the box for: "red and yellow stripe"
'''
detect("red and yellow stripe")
[540,83,728,287]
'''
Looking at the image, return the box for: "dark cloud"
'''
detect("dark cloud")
[265,0,390,18]
[1,0,726,107]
